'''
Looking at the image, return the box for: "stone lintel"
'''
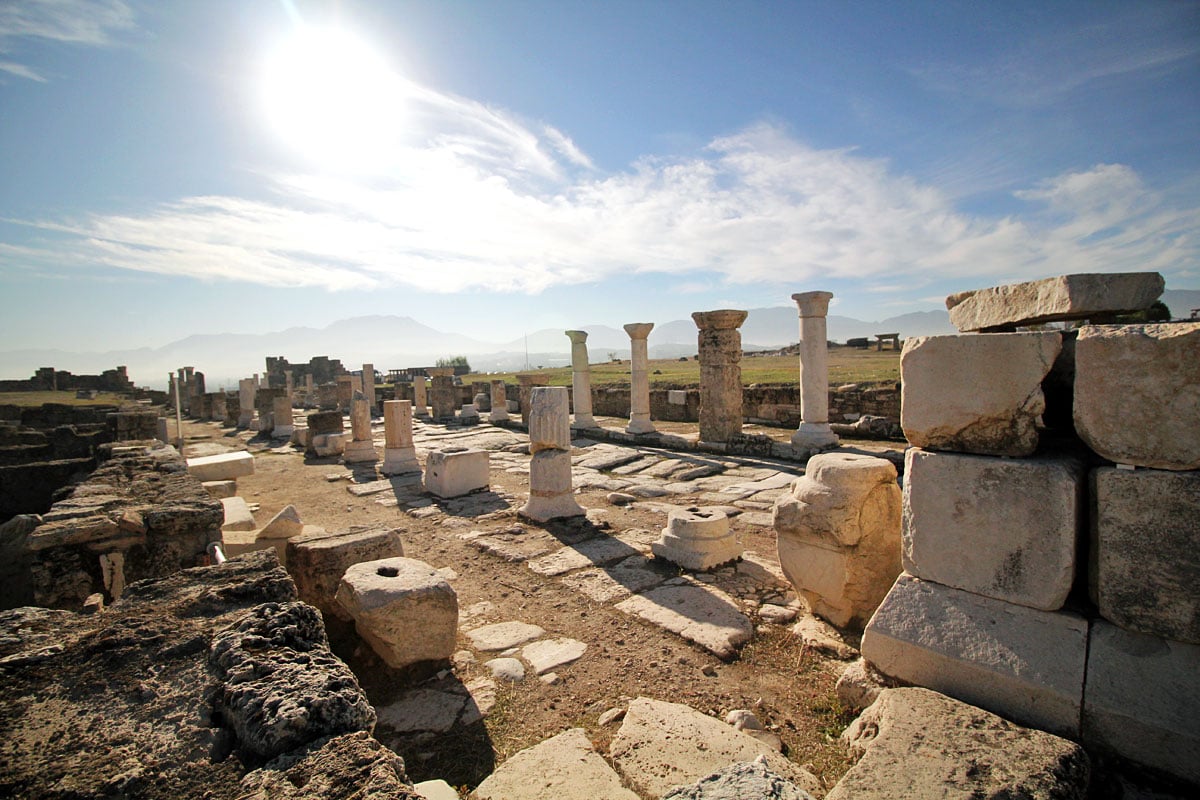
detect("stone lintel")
[946,272,1164,332]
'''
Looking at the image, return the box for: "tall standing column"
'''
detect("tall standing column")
[285,370,294,398]
[489,379,510,422]
[520,387,585,521]
[343,395,378,463]
[430,369,457,421]
[624,323,656,435]
[413,375,429,417]
[565,330,597,429]
[362,363,375,414]
[791,291,840,450]
[381,400,420,475]
[238,378,257,429]
[692,309,748,443]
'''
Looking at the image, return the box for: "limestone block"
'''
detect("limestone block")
[186,451,255,482]
[520,449,585,521]
[946,271,1164,332]
[424,447,489,498]
[335,557,458,669]
[1082,621,1200,785]
[861,573,1088,737]
[341,438,378,464]
[615,584,752,659]
[651,506,741,571]
[256,504,304,540]
[306,410,344,436]
[286,526,405,620]
[1073,322,1200,470]
[1091,467,1200,643]
[609,697,820,799]
[662,760,815,800]
[202,480,237,499]
[220,496,256,532]
[827,687,1090,800]
[381,446,420,476]
[474,727,638,800]
[773,453,901,628]
[312,433,347,457]
[900,332,1061,457]
[903,449,1082,611]
[414,779,460,800]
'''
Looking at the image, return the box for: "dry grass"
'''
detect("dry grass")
[467,349,900,388]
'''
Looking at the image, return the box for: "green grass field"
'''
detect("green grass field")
[466,348,900,388]
[0,390,130,408]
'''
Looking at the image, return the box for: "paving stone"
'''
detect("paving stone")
[375,688,467,734]
[609,698,820,799]
[661,758,815,800]
[521,637,587,674]
[575,449,645,471]
[559,555,668,603]
[827,687,1090,800]
[413,779,460,800]
[612,456,662,475]
[468,532,556,563]
[615,584,753,659]
[466,621,546,652]
[733,511,773,527]
[460,676,497,726]
[527,535,646,576]
[474,727,638,800]
[484,657,526,683]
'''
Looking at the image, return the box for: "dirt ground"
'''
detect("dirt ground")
[181,414,899,796]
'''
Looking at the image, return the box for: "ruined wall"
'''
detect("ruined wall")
[0,365,134,393]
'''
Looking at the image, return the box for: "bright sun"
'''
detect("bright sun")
[261,25,405,170]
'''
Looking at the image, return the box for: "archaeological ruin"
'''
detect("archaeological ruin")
[0,270,1196,798]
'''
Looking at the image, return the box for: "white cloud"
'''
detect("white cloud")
[0,0,135,82]
[0,59,45,80]
[6,103,1197,298]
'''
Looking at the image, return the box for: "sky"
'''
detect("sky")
[1,0,1198,359]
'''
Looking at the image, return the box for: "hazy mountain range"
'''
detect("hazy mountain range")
[5,290,1197,390]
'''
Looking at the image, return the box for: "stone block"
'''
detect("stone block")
[474,728,638,800]
[651,506,741,571]
[900,332,1061,457]
[311,433,347,457]
[202,480,237,499]
[424,447,489,498]
[903,449,1082,611]
[1082,620,1200,785]
[946,271,1164,332]
[1074,322,1200,470]
[774,453,901,628]
[186,451,255,482]
[220,496,256,532]
[1091,467,1200,643]
[342,438,377,465]
[662,760,815,800]
[827,687,1089,800]
[256,504,304,540]
[861,573,1088,737]
[286,526,405,620]
[335,557,457,669]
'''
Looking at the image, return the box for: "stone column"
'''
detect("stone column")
[412,376,429,417]
[272,395,294,439]
[285,370,294,397]
[336,376,355,413]
[516,373,549,423]
[692,309,748,443]
[430,371,457,421]
[343,395,378,463]
[362,363,375,413]
[565,330,597,429]
[791,291,840,450]
[624,323,656,435]
[520,387,585,521]
[489,380,510,422]
[177,368,190,414]
[305,373,315,392]
[211,392,227,423]
[238,378,257,429]
[380,400,420,475]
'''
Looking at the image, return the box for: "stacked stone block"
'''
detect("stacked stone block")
[862,271,1199,783]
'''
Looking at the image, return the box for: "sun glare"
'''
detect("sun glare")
[261,25,406,171]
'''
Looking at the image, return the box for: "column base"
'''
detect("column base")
[519,492,586,522]
[381,447,420,476]
[626,417,657,435]
[791,422,840,450]
[489,409,510,423]
[342,440,378,464]
[572,414,598,429]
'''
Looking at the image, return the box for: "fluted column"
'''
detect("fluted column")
[565,330,597,429]
[791,291,840,450]
[624,322,656,434]
[692,309,748,443]
[520,387,585,521]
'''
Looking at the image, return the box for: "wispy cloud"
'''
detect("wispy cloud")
[0,0,134,82]
[4,93,1197,298]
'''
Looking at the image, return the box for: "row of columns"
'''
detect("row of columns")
[502,293,837,448]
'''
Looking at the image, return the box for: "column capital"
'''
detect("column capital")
[792,291,834,317]
[691,309,748,330]
[565,330,589,344]
[623,322,655,340]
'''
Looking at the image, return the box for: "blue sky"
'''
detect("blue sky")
[1,0,1197,356]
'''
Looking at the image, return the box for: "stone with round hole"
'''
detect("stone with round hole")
[335,556,458,669]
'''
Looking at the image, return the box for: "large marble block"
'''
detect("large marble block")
[424,447,489,498]
[774,453,901,628]
[862,573,1088,737]
[1073,322,1200,470]
[903,449,1082,611]
[1090,467,1200,644]
[286,526,406,620]
[186,451,255,482]
[900,332,1061,457]
[1082,621,1200,785]
[335,557,457,669]
[946,271,1164,332]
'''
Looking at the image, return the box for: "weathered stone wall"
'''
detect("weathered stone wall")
[0,365,134,393]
